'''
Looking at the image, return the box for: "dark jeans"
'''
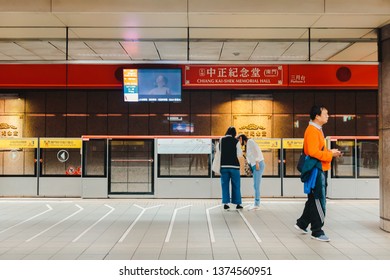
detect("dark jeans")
[220,168,241,205]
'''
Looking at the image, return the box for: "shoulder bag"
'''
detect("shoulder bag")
[244,156,253,176]
[212,139,221,174]
[296,148,306,173]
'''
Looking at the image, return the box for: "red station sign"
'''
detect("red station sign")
[183,65,288,88]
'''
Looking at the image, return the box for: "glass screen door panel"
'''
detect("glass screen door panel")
[109,139,154,194]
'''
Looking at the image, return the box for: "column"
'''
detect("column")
[379,24,390,232]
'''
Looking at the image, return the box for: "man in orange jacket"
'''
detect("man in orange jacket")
[294,105,342,242]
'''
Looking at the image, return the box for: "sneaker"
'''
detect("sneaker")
[223,204,230,210]
[248,205,260,211]
[236,204,243,210]
[294,224,308,234]
[311,234,330,242]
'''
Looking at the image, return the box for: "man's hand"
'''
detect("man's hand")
[331,149,342,157]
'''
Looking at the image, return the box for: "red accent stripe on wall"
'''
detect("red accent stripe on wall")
[0,64,67,88]
[288,64,378,89]
[67,64,123,89]
[0,64,379,90]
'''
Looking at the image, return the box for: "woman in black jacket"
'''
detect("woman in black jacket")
[219,126,243,210]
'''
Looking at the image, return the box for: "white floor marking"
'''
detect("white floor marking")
[26,204,83,242]
[238,210,262,243]
[206,205,221,243]
[165,205,192,242]
[0,204,53,234]
[72,204,115,242]
[118,204,163,243]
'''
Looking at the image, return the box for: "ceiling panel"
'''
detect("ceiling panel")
[11,55,42,60]
[0,54,12,60]
[67,42,97,60]
[189,42,223,60]
[251,42,293,61]
[54,13,188,28]
[190,28,308,40]
[313,15,390,28]
[309,42,328,54]
[38,55,66,60]
[280,42,309,61]
[69,27,187,40]
[189,0,324,13]
[360,52,378,62]
[120,41,159,60]
[310,42,351,61]
[16,41,63,53]
[0,13,65,27]
[0,42,22,55]
[220,42,258,61]
[363,30,379,39]
[325,0,390,14]
[0,28,66,39]
[310,28,375,39]
[189,14,322,28]
[48,39,66,47]
[0,0,388,63]
[329,42,378,61]
[52,0,187,13]
[84,41,123,49]
[84,41,129,60]
[155,42,187,60]
[0,42,34,56]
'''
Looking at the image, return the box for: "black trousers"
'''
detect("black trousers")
[297,171,327,237]
[296,192,326,237]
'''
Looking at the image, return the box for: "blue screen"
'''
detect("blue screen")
[123,68,182,102]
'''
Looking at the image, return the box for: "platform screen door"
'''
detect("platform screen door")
[109,139,154,194]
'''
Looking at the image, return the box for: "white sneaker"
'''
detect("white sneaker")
[294,224,308,234]
[311,234,330,242]
[248,205,260,211]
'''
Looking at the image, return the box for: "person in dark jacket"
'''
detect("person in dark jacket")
[219,126,243,210]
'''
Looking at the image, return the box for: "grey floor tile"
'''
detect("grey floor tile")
[0,198,389,261]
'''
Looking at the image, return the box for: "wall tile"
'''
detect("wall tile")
[46,115,66,137]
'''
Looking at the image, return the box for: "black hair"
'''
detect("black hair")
[225,126,237,137]
[237,133,248,143]
[309,105,326,120]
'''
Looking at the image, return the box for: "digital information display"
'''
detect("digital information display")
[123,69,182,102]
[123,69,139,102]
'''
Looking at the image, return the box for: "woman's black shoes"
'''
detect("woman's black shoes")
[224,204,243,210]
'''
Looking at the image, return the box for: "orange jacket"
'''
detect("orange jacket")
[303,124,333,171]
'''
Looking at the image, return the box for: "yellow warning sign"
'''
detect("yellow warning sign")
[0,138,38,149]
[40,138,82,149]
[282,139,327,149]
[335,140,354,147]
[283,139,304,149]
[254,139,281,149]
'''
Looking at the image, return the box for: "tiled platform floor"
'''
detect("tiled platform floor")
[0,198,389,260]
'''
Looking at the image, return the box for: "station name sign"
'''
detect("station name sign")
[184,65,286,88]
